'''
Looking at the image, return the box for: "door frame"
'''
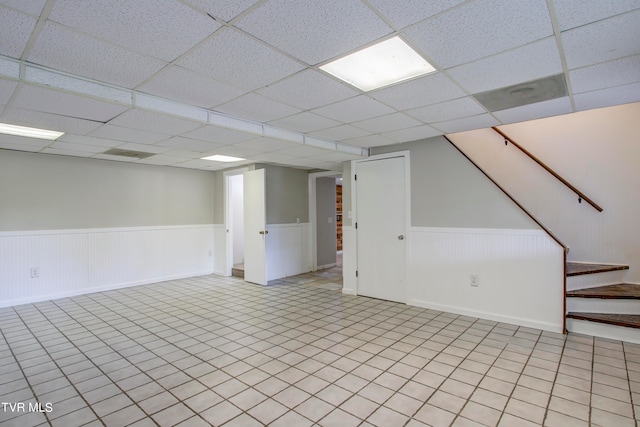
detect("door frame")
[224,167,249,276]
[308,170,342,272]
[352,151,411,300]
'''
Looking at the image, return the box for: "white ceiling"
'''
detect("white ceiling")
[0,0,639,172]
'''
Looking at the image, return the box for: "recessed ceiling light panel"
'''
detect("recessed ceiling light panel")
[0,123,64,140]
[201,155,246,162]
[320,36,437,91]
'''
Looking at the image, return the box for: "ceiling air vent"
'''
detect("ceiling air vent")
[102,148,155,159]
[473,74,568,112]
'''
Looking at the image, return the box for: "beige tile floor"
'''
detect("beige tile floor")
[1,261,639,427]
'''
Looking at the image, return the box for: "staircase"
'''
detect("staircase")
[565,262,640,343]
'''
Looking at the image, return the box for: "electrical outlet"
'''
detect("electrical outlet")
[470,274,479,287]
[31,267,39,278]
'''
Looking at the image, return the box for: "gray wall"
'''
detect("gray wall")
[0,150,214,231]
[213,170,225,224]
[371,136,537,229]
[316,177,337,266]
[262,164,309,224]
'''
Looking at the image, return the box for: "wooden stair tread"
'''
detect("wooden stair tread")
[567,312,640,329]
[567,283,640,299]
[566,262,629,277]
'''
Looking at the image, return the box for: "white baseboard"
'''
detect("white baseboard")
[409,299,564,334]
[567,318,640,344]
[0,270,213,308]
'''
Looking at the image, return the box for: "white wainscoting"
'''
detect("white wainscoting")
[213,224,227,276]
[342,226,357,295]
[0,225,215,307]
[408,227,565,332]
[265,223,311,281]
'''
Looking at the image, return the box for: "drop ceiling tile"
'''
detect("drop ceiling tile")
[432,113,500,134]
[574,82,640,112]
[312,95,395,123]
[0,133,52,148]
[0,6,37,58]
[235,0,392,65]
[0,142,44,152]
[570,55,640,94]
[28,23,167,88]
[250,152,299,163]
[12,84,128,122]
[48,0,219,61]
[405,0,553,68]
[137,66,244,109]
[136,154,189,166]
[156,136,224,153]
[367,0,465,29]
[215,93,301,123]
[92,153,137,163]
[562,10,640,69]
[371,73,466,110]
[114,143,172,154]
[1,0,47,15]
[0,79,18,104]
[492,97,572,124]
[1,108,103,135]
[309,124,371,141]
[178,28,304,92]
[257,70,358,110]
[406,97,485,123]
[343,134,395,148]
[274,145,333,158]
[447,37,563,94]
[41,147,94,158]
[269,112,341,133]
[553,0,640,31]
[183,0,262,22]
[233,137,301,153]
[89,124,168,144]
[108,109,203,135]
[48,141,106,153]
[182,125,255,145]
[205,145,263,158]
[57,134,124,148]
[352,112,422,133]
[381,124,442,143]
[311,151,364,162]
[162,149,208,159]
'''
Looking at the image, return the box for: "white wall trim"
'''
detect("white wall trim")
[407,226,565,333]
[0,224,214,237]
[265,222,311,281]
[410,226,548,236]
[0,224,215,308]
[409,298,563,333]
[213,224,227,276]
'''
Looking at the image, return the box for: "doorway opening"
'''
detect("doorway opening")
[309,171,343,273]
[225,169,247,278]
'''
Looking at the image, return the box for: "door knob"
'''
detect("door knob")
[398,235,404,240]
[259,230,269,235]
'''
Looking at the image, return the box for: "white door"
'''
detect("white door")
[356,156,407,302]
[244,169,267,285]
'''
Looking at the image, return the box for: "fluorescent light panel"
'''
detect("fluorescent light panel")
[201,154,246,162]
[0,123,64,140]
[320,36,436,91]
